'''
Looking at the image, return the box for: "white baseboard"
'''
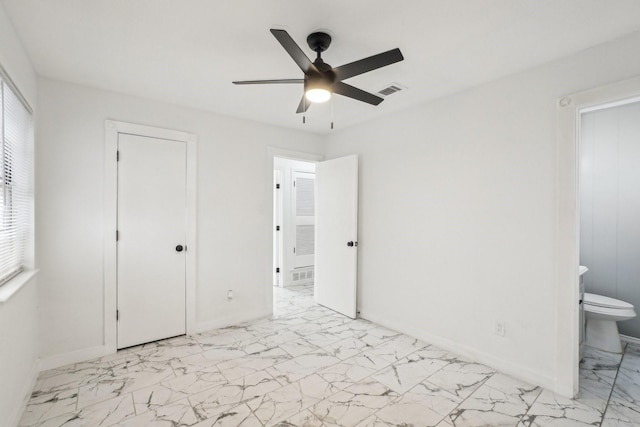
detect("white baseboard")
[192,308,272,334]
[39,345,111,372]
[9,357,41,427]
[621,334,640,346]
[39,309,273,373]
[359,309,557,395]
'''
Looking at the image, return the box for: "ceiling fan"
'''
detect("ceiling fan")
[233,29,404,115]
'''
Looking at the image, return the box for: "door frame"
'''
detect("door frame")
[266,147,323,310]
[273,168,283,287]
[556,75,640,397]
[104,120,197,353]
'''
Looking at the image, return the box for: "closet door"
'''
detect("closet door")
[117,133,187,348]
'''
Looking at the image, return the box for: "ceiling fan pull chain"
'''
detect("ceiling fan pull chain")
[331,97,334,130]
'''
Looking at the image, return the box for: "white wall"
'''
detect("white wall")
[36,78,324,362]
[324,31,640,393]
[0,2,39,425]
[0,278,39,424]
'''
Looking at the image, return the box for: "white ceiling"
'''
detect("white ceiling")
[4,0,640,134]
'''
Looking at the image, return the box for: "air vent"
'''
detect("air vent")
[291,268,314,283]
[378,83,405,97]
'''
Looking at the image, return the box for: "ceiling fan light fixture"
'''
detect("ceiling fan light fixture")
[305,87,331,103]
[305,77,332,103]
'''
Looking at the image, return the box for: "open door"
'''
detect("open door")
[315,155,358,318]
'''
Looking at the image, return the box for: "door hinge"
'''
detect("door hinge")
[276,225,280,231]
[276,267,280,273]
[275,183,280,189]
[293,247,296,254]
[117,150,120,161]
[116,230,119,241]
[116,310,119,321]
[293,180,296,187]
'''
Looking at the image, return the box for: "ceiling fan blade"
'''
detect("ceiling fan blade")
[296,95,311,114]
[332,48,404,81]
[233,79,304,85]
[333,82,383,106]
[270,29,319,75]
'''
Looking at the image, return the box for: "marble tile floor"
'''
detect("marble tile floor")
[18,283,640,427]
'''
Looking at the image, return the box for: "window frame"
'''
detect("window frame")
[0,63,35,294]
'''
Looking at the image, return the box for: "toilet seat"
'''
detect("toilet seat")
[584,292,637,324]
[584,293,634,310]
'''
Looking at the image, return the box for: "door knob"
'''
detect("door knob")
[176,245,184,252]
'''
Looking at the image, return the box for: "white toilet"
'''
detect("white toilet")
[584,292,636,353]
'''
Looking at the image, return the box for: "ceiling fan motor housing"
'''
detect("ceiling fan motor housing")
[307,32,332,53]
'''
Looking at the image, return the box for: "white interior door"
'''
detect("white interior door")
[315,155,358,318]
[117,133,187,349]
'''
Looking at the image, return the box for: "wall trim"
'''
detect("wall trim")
[104,120,198,351]
[0,269,38,304]
[360,308,555,393]
[192,308,271,334]
[39,345,110,371]
[556,74,640,398]
[621,334,640,346]
[9,358,41,427]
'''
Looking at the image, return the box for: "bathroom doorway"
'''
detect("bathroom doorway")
[557,76,640,397]
[579,98,640,342]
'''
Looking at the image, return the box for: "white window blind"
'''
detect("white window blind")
[0,73,33,286]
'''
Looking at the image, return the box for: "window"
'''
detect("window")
[0,69,33,286]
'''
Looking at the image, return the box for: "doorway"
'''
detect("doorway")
[579,99,640,341]
[273,156,317,315]
[557,76,640,397]
[268,148,360,320]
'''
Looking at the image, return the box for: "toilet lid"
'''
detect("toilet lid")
[584,293,634,309]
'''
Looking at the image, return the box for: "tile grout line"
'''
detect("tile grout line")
[517,383,544,426]
[600,342,628,425]
[440,371,497,426]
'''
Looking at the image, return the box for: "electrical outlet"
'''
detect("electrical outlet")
[227,290,233,300]
[495,321,506,337]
